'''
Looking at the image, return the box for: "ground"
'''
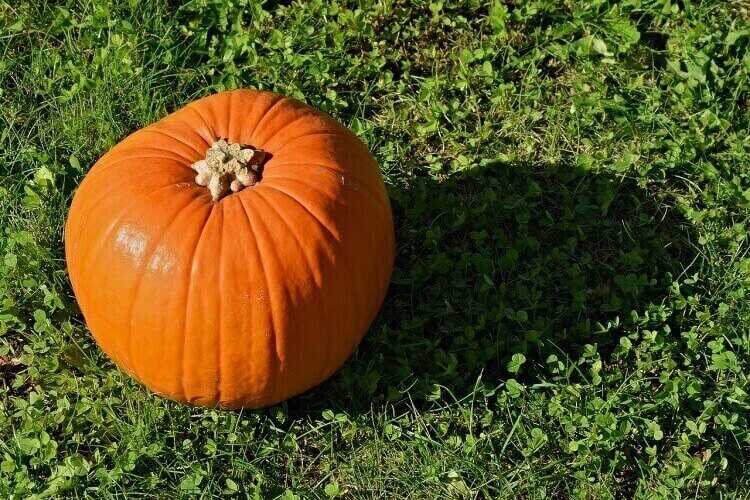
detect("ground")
[1,0,750,497]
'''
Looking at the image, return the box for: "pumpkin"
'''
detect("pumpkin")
[65,90,395,408]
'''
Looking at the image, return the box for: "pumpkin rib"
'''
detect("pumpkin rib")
[241,193,294,399]
[95,152,193,172]
[236,194,283,391]
[76,159,192,220]
[142,127,205,159]
[228,90,260,142]
[253,184,366,377]
[253,184,339,263]
[68,166,196,264]
[256,184,341,243]
[266,160,385,203]
[183,104,219,145]
[184,208,228,406]
[81,182,189,374]
[269,159,354,175]
[264,171,389,214]
[125,191,206,388]
[201,94,225,139]
[265,159,374,186]
[252,188,324,289]
[263,175,345,208]
[225,197,272,406]
[260,113,313,147]
[260,176,389,270]
[271,131,353,156]
[95,147,194,175]
[234,92,286,143]
[249,189,332,389]
[262,175,391,265]
[263,126,345,154]
[176,203,215,403]
[266,159,346,174]
[225,91,236,142]
[79,181,189,278]
[249,95,290,140]
[216,204,226,404]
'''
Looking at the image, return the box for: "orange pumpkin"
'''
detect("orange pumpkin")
[65,90,395,408]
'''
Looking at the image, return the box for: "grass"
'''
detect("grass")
[1,0,750,497]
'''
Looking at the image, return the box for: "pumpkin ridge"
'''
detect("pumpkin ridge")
[256,184,340,243]
[272,131,353,156]
[252,184,365,378]
[270,138,382,188]
[96,152,193,171]
[144,127,205,159]
[126,191,206,387]
[263,175,345,207]
[250,188,342,400]
[236,194,283,393]
[252,188,324,289]
[82,181,186,270]
[70,162,195,264]
[226,90,237,142]
[261,113,312,147]
[265,160,376,192]
[242,192,310,402]
[253,184,338,264]
[215,203,225,405]
[179,203,216,402]
[183,103,219,145]
[264,171,389,214]
[243,191,292,400]
[81,182,190,373]
[248,96,290,141]
[273,172,390,309]
[199,95,222,143]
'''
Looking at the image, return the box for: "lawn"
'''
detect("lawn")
[1,0,750,497]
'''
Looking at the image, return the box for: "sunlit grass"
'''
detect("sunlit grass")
[1,0,749,497]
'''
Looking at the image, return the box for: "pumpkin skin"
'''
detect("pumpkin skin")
[65,90,395,409]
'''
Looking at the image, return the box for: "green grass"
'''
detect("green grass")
[1,0,750,497]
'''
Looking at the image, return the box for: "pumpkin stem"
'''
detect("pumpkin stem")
[191,139,267,201]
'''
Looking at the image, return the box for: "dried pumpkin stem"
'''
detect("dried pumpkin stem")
[191,139,267,201]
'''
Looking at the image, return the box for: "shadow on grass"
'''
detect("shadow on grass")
[287,160,697,415]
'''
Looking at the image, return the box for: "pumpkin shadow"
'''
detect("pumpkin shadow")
[284,160,698,416]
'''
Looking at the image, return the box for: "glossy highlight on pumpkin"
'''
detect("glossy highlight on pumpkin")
[65,90,395,409]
